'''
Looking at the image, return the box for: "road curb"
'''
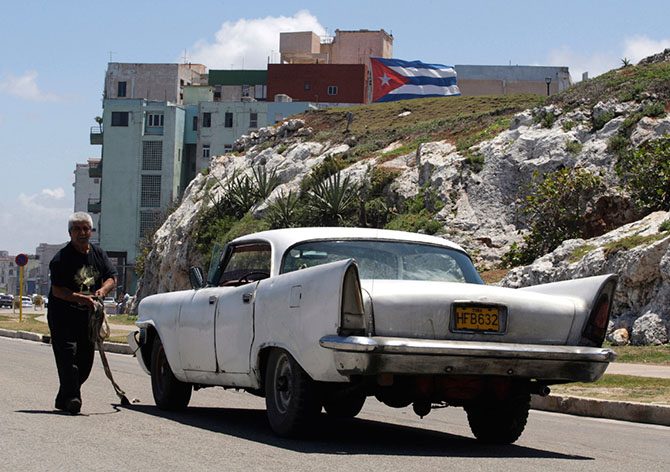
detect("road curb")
[532,394,670,426]
[1,327,668,426]
[0,328,133,354]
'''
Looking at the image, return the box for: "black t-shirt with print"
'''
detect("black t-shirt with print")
[48,242,117,318]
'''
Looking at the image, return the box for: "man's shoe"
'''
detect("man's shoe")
[54,398,67,411]
[66,398,81,415]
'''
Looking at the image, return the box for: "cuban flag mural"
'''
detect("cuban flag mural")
[370,57,460,102]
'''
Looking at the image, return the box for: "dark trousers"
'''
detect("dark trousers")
[48,310,95,402]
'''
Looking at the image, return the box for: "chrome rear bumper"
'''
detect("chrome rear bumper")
[319,335,616,383]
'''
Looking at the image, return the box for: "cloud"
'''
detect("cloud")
[187,10,325,69]
[623,36,670,63]
[41,187,66,199]
[0,190,71,255]
[547,34,670,82]
[0,70,61,102]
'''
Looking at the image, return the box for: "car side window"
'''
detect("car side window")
[218,243,271,285]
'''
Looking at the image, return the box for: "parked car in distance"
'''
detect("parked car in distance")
[0,294,13,308]
[21,296,32,308]
[103,297,117,314]
[128,227,617,444]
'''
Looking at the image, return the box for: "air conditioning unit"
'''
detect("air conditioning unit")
[274,94,292,103]
[241,96,255,102]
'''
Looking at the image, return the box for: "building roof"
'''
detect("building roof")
[208,70,268,86]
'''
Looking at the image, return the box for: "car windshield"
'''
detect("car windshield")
[281,240,483,284]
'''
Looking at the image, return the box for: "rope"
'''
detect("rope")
[88,298,132,406]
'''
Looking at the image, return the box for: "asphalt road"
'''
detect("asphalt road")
[2,336,669,472]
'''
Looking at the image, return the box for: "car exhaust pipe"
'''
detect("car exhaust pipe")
[530,382,551,397]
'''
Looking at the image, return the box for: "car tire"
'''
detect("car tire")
[465,391,530,444]
[151,337,192,410]
[322,393,366,419]
[265,349,320,437]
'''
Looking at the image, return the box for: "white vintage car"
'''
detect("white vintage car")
[128,227,617,443]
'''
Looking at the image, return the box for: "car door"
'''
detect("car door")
[177,287,219,372]
[214,242,271,374]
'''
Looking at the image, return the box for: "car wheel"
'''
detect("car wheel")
[465,391,530,444]
[151,337,192,410]
[322,393,366,419]
[265,349,320,437]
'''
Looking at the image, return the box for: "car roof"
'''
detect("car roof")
[230,227,467,276]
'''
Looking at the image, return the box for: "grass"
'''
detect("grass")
[300,94,544,161]
[0,312,133,344]
[551,374,670,405]
[609,343,670,365]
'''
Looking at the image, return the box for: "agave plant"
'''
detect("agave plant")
[252,165,281,201]
[266,190,302,228]
[308,172,360,226]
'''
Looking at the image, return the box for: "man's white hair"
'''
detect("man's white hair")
[68,212,93,231]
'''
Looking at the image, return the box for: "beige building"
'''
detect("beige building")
[104,63,208,104]
[280,29,393,64]
[455,65,572,96]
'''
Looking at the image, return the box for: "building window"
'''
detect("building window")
[192,116,198,131]
[203,112,212,127]
[140,175,161,207]
[249,112,258,129]
[94,178,100,184]
[327,85,338,96]
[224,144,233,152]
[111,111,129,127]
[117,81,127,97]
[147,113,164,127]
[139,211,161,238]
[202,144,210,159]
[304,82,311,91]
[224,112,233,128]
[142,141,163,170]
[242,84,250,97]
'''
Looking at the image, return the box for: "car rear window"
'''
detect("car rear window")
[281,240,482,284]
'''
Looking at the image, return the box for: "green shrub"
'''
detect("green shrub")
[615,136,670,211]
[592,110,615,130]
[565,140,583,155]
[607,134,629,154]
[603,233,668,257]
[561,120,576,131]
[501,168,604,267]
[642,101,666,118]
[660,219,670,232]
[385,210,442,235]
[464,153,486,173]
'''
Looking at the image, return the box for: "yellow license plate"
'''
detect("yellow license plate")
[453,305,501,332]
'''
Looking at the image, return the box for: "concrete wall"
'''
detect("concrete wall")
[105,63,207,104]
[455,65,572,96]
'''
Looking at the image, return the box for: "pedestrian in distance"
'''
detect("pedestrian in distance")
[48,212,116,414]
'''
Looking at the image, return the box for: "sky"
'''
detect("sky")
[1,0,669,255]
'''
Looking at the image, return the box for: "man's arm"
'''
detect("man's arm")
[95,277,117,299]
[51,285,97,309]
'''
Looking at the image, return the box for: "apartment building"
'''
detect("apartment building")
[455,65,572,96]
[105,63,207,103]
[73,158,101,241]
[280,29,393,64]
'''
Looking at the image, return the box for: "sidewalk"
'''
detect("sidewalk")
[0,323,668,426]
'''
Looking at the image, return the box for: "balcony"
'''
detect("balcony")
[90,126,103,145]
[88,198,101,213]
[88,161,102,178]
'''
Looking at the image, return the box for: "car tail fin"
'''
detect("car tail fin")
[581,275,618,347]
[339,264,366,336]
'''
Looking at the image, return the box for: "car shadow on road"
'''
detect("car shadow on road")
[122,404,593,460]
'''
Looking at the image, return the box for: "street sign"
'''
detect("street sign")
[15,253,28,267]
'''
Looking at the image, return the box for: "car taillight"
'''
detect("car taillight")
[581,278,617,347]
[339,264,366,336]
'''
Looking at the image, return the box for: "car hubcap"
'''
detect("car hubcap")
[274,354,292,414]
